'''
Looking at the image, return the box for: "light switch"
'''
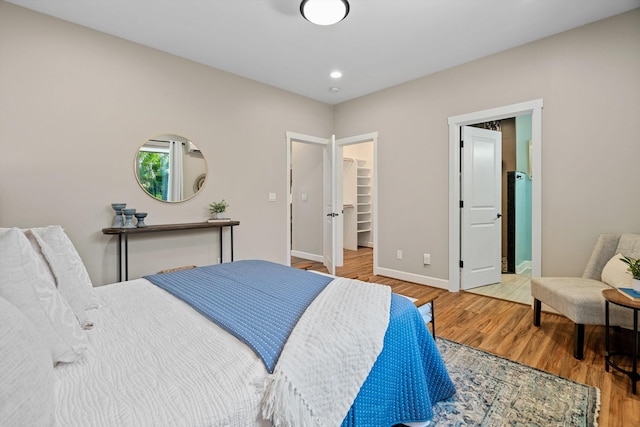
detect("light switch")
[268,193,276,202]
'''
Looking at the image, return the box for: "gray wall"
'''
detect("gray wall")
[0,2,333,285]
[291,142,324,259]
[334,9,640,280]
[2,2,639,288]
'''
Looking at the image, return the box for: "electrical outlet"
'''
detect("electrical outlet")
[396,250,403,259]
[423,253,431,265]
[268,192,276,201]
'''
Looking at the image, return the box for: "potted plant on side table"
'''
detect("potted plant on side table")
[620,255,640,292]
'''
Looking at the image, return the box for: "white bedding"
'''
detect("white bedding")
[54,279,270,427]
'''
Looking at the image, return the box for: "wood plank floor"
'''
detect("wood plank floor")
[292,248,640,427]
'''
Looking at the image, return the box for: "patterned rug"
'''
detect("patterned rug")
[431,339,600,426]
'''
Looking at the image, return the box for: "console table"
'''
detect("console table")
[102,220,240,282]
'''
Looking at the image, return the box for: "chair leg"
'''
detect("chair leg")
[533,299,541,326]
[574,323,585,360]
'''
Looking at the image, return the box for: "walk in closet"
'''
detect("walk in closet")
[343,157,373,251]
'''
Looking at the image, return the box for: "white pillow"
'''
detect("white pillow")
[26,230,93,329]
[0,228,88,364]
[29,225,100,311]
[601,253,632,288]
[0,295,57,426]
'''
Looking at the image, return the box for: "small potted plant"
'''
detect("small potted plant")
[620,255,640,292]
[209,199,229,220]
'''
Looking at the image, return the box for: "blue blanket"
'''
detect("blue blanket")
[145,260,455,426]
[144,260,332,373]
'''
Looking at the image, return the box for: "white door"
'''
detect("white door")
[286,132,333,273]
[461,126,502,290]
[323,135,339,275]
[334,142,344,267]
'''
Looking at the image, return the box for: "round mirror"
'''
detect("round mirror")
[134,134,207,202]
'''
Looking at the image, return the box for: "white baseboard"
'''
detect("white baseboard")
[375,267,449,289]
[291,250,323,263]
[516,260,532,275]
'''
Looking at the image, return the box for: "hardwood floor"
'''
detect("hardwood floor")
[466,270,533,305]
[292,248,640,427]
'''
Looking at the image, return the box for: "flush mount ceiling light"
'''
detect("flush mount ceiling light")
[300,0,350,26]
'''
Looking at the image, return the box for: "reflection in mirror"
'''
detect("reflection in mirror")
[135,134,207,202]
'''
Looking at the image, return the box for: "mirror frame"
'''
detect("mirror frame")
[134,134,207,203]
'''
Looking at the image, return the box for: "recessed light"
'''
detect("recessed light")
[330,71,342,79]
[329,87,341,93]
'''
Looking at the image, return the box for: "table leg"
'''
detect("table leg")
[117,234,123,282]
[605,300,610,372]
[431,301,435,339]
[230,226,234,262]
[219,228,223,263]
[633,308,638,394]
[124,235,129,281]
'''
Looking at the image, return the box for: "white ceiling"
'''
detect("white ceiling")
[7,0,640,104]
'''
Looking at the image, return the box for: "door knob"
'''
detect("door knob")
[496,213,502,218]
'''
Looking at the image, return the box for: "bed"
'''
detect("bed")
[0,225,455,427]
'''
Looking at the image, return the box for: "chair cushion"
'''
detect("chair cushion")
[531,277,612,324]
[531,276,634,329]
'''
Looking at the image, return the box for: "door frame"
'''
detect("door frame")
[285,131,379,276]
[448,99,543,292]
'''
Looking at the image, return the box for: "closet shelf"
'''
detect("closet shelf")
[345,157,373,250]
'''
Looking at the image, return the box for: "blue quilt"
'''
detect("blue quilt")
[145,260,455,426]
[145,260,332,373]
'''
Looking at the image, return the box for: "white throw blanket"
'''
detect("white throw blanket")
[261,277,391,427]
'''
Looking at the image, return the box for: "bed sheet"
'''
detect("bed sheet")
[54,279,269,426]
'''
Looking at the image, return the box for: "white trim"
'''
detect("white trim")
[291,250,324,263]
[448,99,543,292]
[375,267,449,290]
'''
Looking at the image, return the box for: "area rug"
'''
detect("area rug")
[431,338,600,426]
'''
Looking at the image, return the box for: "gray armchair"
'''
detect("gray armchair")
[531,233,640,359]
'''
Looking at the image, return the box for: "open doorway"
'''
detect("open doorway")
[448,99,543,294]
[465,116,533,304]
[341,140,375,277]
[286,132,379,277]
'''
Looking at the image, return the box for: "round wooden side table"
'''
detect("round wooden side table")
[602,288,640,394]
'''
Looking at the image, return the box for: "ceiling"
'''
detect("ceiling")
[6,0,640,104]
